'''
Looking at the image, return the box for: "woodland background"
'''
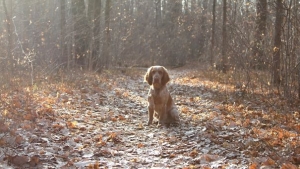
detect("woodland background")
[0,0,299,99]
[0,0,300,168]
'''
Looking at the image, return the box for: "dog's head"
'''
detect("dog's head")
[144,66,170,87]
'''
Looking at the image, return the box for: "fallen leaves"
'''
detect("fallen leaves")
[66,121,78,129]
[6,155,29,167]
[249,162,258,169]
[0,67,299,168]
[189,149,198,158]
[0,122,9,133]
[106,132,122,143]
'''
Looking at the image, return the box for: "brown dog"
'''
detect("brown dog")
[144,66,180,126]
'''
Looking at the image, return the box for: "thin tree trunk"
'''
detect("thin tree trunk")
[2,0,13,71]
[210,0,216,66]
[72,0,89,68]
[154,0,162,65]
[273,0,283,85]
[93,0,101,71]
[88,0,95,71]
[294,0,300,99]
[252,0,267,69]
[60,0,67,69]
[102,0,111,69]
[221,0,227,73]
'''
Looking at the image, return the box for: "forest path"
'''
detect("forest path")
[1,66,299,168]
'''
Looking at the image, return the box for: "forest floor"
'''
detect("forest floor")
[0,64,299,169]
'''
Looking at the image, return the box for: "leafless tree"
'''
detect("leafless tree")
[252,0,267,69]
[221,0,227,73]
[210,0,216,66]
[272,0,283,86]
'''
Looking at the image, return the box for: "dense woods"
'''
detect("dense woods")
[1,0,300,99]
[1,1,300,168]
[0,0,299,99]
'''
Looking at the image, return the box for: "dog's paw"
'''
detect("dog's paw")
[157,122,170,128]
[147,121,153,126]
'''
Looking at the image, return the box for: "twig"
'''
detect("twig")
[12,16,36,86]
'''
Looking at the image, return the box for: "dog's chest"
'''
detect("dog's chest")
[153,95,163,105]
[152,91,168,105]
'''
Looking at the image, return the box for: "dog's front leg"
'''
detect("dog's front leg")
[158,104,168,126]
[147,96,154,125]
[148,106,154,125]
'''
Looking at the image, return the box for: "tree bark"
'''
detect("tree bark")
[2,0,13,70]
[93,0,101,71]
[60,0,67,69]
[272,0,283,85]
[72,0,89,68]
[210,0,216,66]
[252,0,267,69]
[221,0,227,73]
[101,0,111,69]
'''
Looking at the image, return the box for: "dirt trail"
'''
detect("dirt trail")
[1,67,299,168]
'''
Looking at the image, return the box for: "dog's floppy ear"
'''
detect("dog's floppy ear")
[161,66,170,86]
[144,67,153,85]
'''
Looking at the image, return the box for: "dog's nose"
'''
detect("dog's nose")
[153,77,160,83]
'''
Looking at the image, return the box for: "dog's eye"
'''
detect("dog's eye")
[158,70,163,74]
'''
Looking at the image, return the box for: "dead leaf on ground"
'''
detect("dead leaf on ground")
[280,163,298,169]
[7,155,29,166]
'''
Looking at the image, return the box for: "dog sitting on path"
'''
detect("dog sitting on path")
[144,66,180,126]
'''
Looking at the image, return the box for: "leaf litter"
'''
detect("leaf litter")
[0,67,299,168]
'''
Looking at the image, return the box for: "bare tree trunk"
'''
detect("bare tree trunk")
[60,0,67,69]
[88,0,95,71]
[252,0,267,69]
[154,0,162,65]
[2,0,13,71]
[293,0,300,99]
[272,0,283,85]
[221,0,227,73]
[72,0,89,68]
[101,0,111,69]
[93,0,101,71]
[201,0,208,58]
[210,0,216,66]
[165,0,184,66]
[162,0,166,20]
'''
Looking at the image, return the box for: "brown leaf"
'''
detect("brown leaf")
[79,126,86,131]
[290,155,300,165]
[94,134,103,142]
[249,162,258,169]
[66,121,78,129]
[118,115,126,121]
[200,154,218,162]
[111,117,118,122]
[52,123,64,130]
[294,125,300,133]
[0,123,9,133]
[29,155,40,167]
[180,106,190,114]
[107,132,121,143]
[7,155,29,166]
[80,88,89,93]
[15,135,24,144]
[280,163,298,169]
[137,122,144,130]
[189,149,198,158]
[24,113,36,121]
[262,157,275,166]
[0,138,6,146]
[137,143,144,148]
[169,154,176,158]
[94,161,100,169]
